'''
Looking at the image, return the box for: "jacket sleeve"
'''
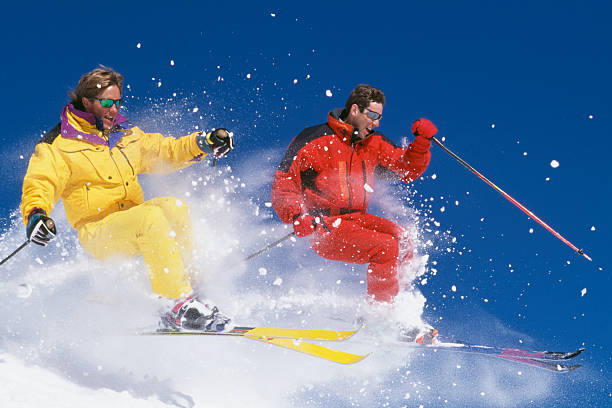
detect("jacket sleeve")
[20,142,70,225]
[271,143,312,225]
[136,128,208,174]
[377,135,431,183]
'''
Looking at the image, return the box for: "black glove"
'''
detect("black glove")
[197,128,235,158]
[26,209,57,246]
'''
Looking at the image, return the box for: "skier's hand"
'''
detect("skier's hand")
[198,128,235,158]
[292,214,318,238]
[26,209,57,246]
[411,118,438,140]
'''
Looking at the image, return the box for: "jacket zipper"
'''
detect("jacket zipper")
[362,160,367,208]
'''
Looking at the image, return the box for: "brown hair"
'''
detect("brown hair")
[68,65,124,110]
[344,84,385,112]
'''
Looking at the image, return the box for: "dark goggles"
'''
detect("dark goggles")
[90,98,123,108]
[364,108,382,121]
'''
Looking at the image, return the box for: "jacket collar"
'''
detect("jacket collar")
[60,103,128,145]
[327,108,366,145]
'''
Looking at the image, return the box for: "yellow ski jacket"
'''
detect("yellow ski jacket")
[21,104,207,230]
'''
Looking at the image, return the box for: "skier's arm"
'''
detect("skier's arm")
[378,118,436,183]
[271,146,311,225]
[136,128,207,174]
[20,143,69,226]
[137,127,234,174]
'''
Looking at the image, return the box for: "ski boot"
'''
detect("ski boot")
[161,296,231,332]
[399,323,439,345]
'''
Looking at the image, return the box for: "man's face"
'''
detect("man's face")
[81,85,121,130]
[345,101,383,140]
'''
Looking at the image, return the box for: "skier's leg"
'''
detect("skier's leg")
[311,213,408,302]
[143,197,195,268]
[78,200,193,299]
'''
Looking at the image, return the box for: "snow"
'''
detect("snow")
[0,99,572,408]
[325,89,333,97]
[550,160,560,168]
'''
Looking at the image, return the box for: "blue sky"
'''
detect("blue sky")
[1,1,610,405]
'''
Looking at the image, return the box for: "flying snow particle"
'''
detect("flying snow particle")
[258,268,267,276]
[293,78,298,84]
[440,206,446,213]
[588,114,594,119]
[491,124,495,128]
[136,43,141,48]
[420,278,428,285]
[325,89,333,97]
[273,277,283,286]
[580,288,587,297]
[175,200,183,207]
[170,60,175,66]
[264,202,272,207]
[169,230,176,238]
[523,152,528,156]
[192,107,199,113]
[591,226,596,231]
[550,160,560,168]
[364,183,374,193]
[529,228,534,234]
[332,218,342,228]
[431,174,437,180]
[270,13,276,17]
[16,283,32,299]
[246,73,251,79]
[157,81,162,88]
[451,285,457,292]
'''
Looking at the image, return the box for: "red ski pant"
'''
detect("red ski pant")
[310,212,412,302]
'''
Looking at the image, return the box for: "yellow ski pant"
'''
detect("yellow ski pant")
[78,197,194,299]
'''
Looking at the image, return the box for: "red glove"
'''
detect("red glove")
[412,118,438,139]
[293,214,317,238]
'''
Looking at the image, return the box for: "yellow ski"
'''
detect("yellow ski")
[250,337,368,364]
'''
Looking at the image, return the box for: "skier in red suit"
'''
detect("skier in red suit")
[271,84,437,304]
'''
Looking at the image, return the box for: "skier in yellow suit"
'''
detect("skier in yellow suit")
[21,66,234,331]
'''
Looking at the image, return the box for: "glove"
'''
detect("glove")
[26,209,57,246]
[197,128,235,158]
[292,214,318,238]
[411,118,438,140]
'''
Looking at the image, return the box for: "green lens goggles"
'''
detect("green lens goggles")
[90,98,123,108]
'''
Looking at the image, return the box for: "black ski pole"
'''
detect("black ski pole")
[0,240,30,266]
[243,232,295,262]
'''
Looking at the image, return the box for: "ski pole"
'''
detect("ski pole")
[0,240,30,266]
[431,136,591,261]
[243,232,295,262]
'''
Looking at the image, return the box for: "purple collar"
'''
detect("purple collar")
[60,104,128,145]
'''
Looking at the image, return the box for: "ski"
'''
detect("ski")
[143,325,360,341]
[401,336,584,372]
[142,325,367,364]
[251,337,368,364]
[434,335,584,362]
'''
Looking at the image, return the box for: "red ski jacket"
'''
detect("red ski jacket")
[272,109,431,223]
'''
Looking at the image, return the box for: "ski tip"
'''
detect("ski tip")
[561,364,582,373]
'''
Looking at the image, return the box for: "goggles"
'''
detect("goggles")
[364,108,382,121]
[90,98,123,108]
